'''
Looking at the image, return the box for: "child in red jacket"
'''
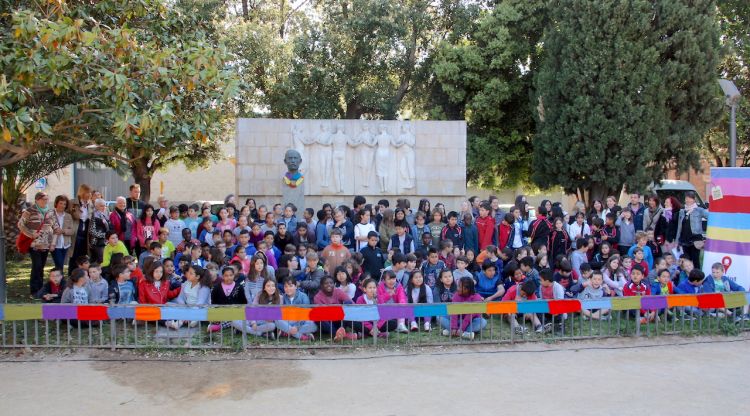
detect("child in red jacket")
[138,260,181,305]
[475,202,495,251]
[622,264,655,324]
[498,213,514,250]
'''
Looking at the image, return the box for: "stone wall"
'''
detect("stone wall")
[235,118,467,210]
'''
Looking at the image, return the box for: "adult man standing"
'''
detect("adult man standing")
[628,192,646,232]
[127,184,145,218]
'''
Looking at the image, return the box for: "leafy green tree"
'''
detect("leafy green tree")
[704,0,749,167]
[533,0,722,204]
[428,0,547,188]
[1,0,238,201]
[228,0,444,120]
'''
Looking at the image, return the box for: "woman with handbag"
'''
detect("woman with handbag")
[89,199,111,264]
[675,192,709,269]
[17,192,61,297]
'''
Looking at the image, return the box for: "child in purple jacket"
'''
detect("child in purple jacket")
[444,276,486,340]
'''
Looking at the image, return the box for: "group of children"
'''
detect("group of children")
[34,193,747,340]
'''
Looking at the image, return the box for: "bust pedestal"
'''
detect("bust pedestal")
[282,175,305,211]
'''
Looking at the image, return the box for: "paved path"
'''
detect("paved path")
[1,337,747,415]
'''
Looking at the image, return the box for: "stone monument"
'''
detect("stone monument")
[281,149,305,212]
[236,119,467,210]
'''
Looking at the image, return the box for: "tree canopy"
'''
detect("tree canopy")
[532,0,722,203]
[1,0,238,201]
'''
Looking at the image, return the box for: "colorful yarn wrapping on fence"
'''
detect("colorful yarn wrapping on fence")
[2,293,750,322]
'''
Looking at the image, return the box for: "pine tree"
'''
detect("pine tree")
[533,0,722,204]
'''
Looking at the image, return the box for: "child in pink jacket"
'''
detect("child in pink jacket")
[446,276,487,340]
[356,277,397,337]
[377,270,409,333]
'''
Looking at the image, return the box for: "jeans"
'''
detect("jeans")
[438,316,486,332]
[231,320,276,336]
[275,320,318,339]
[29,248,49,295]
[52,248,67,271]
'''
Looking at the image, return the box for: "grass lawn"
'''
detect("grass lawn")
[5,255,50,303]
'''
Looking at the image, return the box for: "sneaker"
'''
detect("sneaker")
[514,325,527,335]
[165,320,179,330]
[344,332,358,341]
[207,324,221,333]
[334,327,346,342]
[396,323,409,334]
[442,329,451,337]
[461,331,475,340]
[410,321,418,331]
[188,321,198,328]
[423,321,432,332]
[601,315,611,321]
[377,332,389,338]
[542,323,553,333]
[639,318,648,325]
[743,315,750,321]
[299,335,312,341]
[534,325,544,333]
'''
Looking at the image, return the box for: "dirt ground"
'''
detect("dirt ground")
[1,336,748,416]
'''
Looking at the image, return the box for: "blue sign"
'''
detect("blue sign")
[34,178,47,190]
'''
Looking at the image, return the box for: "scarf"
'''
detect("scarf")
[664,209,673,222]
[685,202,697,215]
[35,204,49,216]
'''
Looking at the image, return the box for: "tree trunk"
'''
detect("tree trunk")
[241,0,249,21]
[3,202,21,257]
[345,99,363,119]
[131,160,154,204]
[587,183,620,209]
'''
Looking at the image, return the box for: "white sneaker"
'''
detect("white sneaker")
[188,320,198,328]
[423,321,431,332]
[442,329,450,337]
[410,321,418,331]
[396,323,409,334]
[461,331,475,340]
[165,320,179,330]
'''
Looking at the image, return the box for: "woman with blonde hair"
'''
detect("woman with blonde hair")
[68,184,94,273]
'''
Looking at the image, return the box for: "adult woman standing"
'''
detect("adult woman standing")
[18,192,61,297]
[675,192,708,268]
[643,194,667,246]
[603,196,622,219]
[89,198,111,264]
[68,184,94,273]
[51,195,75,271]
[663,196,682,253]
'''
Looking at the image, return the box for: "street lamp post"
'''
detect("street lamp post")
[719,79,741,167]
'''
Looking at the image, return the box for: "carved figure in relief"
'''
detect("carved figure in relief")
[331,124,348,193]
[374,124,391,193]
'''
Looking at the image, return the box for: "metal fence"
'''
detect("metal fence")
[1,293,749,350]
